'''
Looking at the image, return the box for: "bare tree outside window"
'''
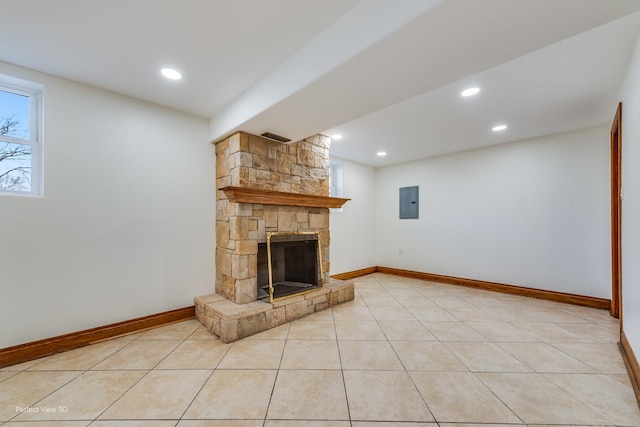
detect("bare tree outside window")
[0,115,31,191]
[0,81,42,195]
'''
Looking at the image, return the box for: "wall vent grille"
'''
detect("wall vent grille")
[261,132,291,143]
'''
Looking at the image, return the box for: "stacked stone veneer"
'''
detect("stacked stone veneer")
[215,132,332,304]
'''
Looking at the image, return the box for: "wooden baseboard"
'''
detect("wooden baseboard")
[620,330,640,408]
[0,306,195,368]
[337,266,611,310]
[377,266,610,309]
[330,266,378,280]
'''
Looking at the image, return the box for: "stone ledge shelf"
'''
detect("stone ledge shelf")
[194,279,354,343]
[219,186,350,209]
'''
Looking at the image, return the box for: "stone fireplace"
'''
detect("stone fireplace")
[194,131,354,342]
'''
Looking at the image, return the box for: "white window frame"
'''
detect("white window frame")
[0,75,43,196]
[329,162,344,212]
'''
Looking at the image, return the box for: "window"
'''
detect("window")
[0,76,43,195]
[329,162,344,212]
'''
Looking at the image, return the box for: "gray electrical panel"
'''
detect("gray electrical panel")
[399,186,419,219]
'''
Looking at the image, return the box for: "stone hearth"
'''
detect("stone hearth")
[195,280,353,343]
[195,131,353,342]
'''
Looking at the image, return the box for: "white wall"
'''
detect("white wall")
[619,32,640,354]
[329,156,377,275]
[375,127,611,298]
[0,62,215,348]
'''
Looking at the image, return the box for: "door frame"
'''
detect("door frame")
[611,102,622,321]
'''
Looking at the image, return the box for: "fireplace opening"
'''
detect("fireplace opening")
[257,232,323,302]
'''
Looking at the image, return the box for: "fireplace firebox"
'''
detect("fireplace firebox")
[257,232,323,302]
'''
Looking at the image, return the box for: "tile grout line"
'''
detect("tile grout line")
[361,277,439,423]
[90,322,199,423]
[333,290,353,426]
[471,370,528,425]
[4,366,86,423]
[546,340,626,375]
[540,370,629,425]
[413,280,530,425]
[260,316,291,423]
[176,329,232,423]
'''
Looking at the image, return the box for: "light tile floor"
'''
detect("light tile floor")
[1,273,638,426]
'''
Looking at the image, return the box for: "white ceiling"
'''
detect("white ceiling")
[1,0,640,167]
[326,9,640,166]
[0,0,361,117]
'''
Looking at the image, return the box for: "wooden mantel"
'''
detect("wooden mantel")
[219,186,350,209]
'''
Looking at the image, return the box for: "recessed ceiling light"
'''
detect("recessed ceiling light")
[461,87,480,97]
[377,151,387,157]
[161,68,182,80]
[331,134,343,140]
[492,124,508,132]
